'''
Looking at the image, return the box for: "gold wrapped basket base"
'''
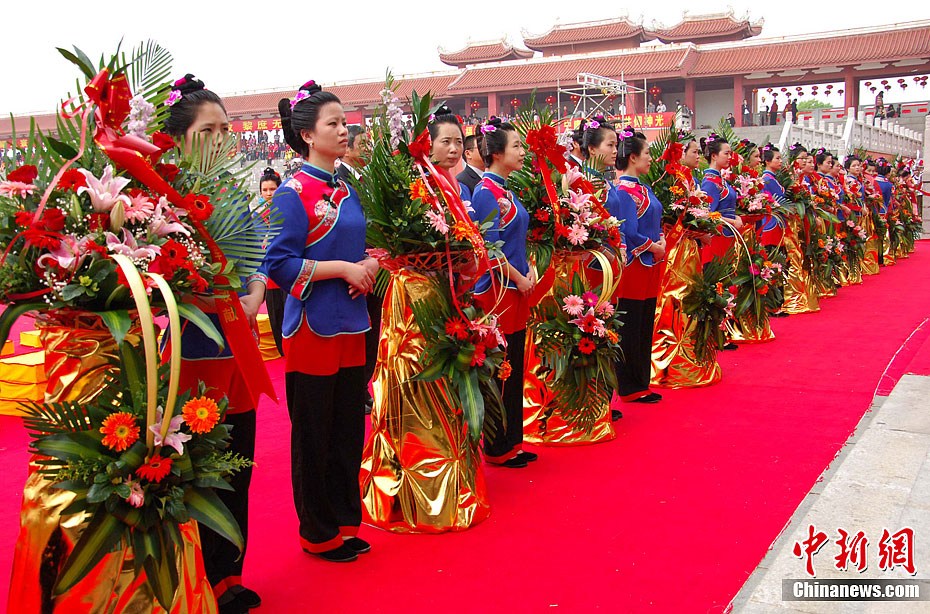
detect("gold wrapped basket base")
[7,312,217,612]
[361,255,490,533]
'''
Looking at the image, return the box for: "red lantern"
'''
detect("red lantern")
[870,87,877,93]
[648,85,662,101]
[884,85,891,91]
[510,97,521,108]
[545,95,556,106]
[826,84,833,89]
[865,81,872,87]
[781,87,787,92]
[570,94,579,102]
[881,80,889,85]
[898,78,905,83]
[766,88,773,93]
[796,86,802,92]
[752,88,758,93]
[838,89,844,95]
[914,76,922,82]
[470,100,480,110]
[902,84,908,90]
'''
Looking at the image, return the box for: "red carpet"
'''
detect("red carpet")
[1,241,928,613]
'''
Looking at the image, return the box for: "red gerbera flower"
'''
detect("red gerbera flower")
[184,193,213,222]
[161,238,189,268]
[14,211,33,228]
[7,165,38,184]
[534,209,550,222]
[136,455,173,483]
[57,168,86,191]
[22,228,62,250]
[577,338,597,355]
[40,208,66,232]
[88,213,111,232]
[444,318,470,341]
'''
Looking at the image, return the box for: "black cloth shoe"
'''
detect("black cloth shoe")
[306,543,358,562]
[517,450,538,462]
[229,586,261,609]
[770,311,789,318]
[491,456,528,468]
[631,392,662,404]
[343,537,371,554]
[218,595,249,614]
[365,396,373,416]
[723,342,739,350]
[611,409,623,421]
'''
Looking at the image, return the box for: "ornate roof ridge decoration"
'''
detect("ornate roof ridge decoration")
[439,37,534,67]
[649,10,764,44]
[521,14,655,50]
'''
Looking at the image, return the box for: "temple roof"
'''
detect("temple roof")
[650,11,763,44]
[522,17,654,51]
[439,39,533,67]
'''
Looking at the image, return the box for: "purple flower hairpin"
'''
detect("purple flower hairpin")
[618,127,634,140]
[762,144,772,151]
[166,90,182,107]
[587,120,600,130]
[481,125,497,134]
[290,90,311,109]
[705,134,717,144]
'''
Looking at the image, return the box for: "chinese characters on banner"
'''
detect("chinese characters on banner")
[793,525,916,577]
[462,112,677,137]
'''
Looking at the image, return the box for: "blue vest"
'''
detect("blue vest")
[876,176,893,214]
[264,163,370,337]
[702,169,737,236]
[760,170,784,232]
[470,172,529,292]
[615,175,662,266]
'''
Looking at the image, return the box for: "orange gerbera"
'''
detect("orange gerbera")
[709,211,722,221]
[452,221,474,242]
[99,412,140,452]
[497,360,512,381]
[606,330,619,344]
[409,179,430,202]
[136,455,173,483]
[181,397,221,434]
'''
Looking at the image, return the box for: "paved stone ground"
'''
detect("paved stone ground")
[729,373,930,613]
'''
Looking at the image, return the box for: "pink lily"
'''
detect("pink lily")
[106,229,160,261]
[36,234,87,272]
[77,165,131,213]
[148,196,190,237]
[149,406,191,456]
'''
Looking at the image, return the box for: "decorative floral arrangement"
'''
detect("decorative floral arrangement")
[508,106,623,274]
[0,41,275,608]
[727,233,786,324]
[355,72,488,264]
[22,343,249,609]
[531,273,623,433]
[0,42,277,351]
[835,218,868,274]
[681,257,735,364]
[409,275,507,440]
[891,174,921,252]
[641,127,720,235]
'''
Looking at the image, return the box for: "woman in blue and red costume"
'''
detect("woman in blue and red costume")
[162,74,267,614]
[613,129,665,404]
[258,166,286,356]
[760,144,785,243]
[700,134,743,349]
[266,80,379,562]
[469,117,537,468]
[429,105,471,201]
[873,157,896,265]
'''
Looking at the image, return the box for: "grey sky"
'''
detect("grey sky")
[4,1,930,115]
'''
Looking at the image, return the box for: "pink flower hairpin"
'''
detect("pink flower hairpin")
[166,90,182,107]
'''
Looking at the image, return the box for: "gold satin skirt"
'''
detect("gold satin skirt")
[780,220,820,314]
[651,237,722,387]
[859,213,880,276]
[523,253,616,445]
[8,311,216,613]
[361,270,490,533]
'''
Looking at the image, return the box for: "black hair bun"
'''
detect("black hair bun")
[277,98,292,118]
[174,74,206,95]
[262,166,279,177]
[433,104,453,117]
[487,116,503,128]
[299,80,323,95]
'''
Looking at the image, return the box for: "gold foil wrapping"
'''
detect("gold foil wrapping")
[781,219,821,314]
[361,270,490,533]
[650,236,722,387]
[523,252,617,445]
[8,311,217,613]
[727,313,775,344]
